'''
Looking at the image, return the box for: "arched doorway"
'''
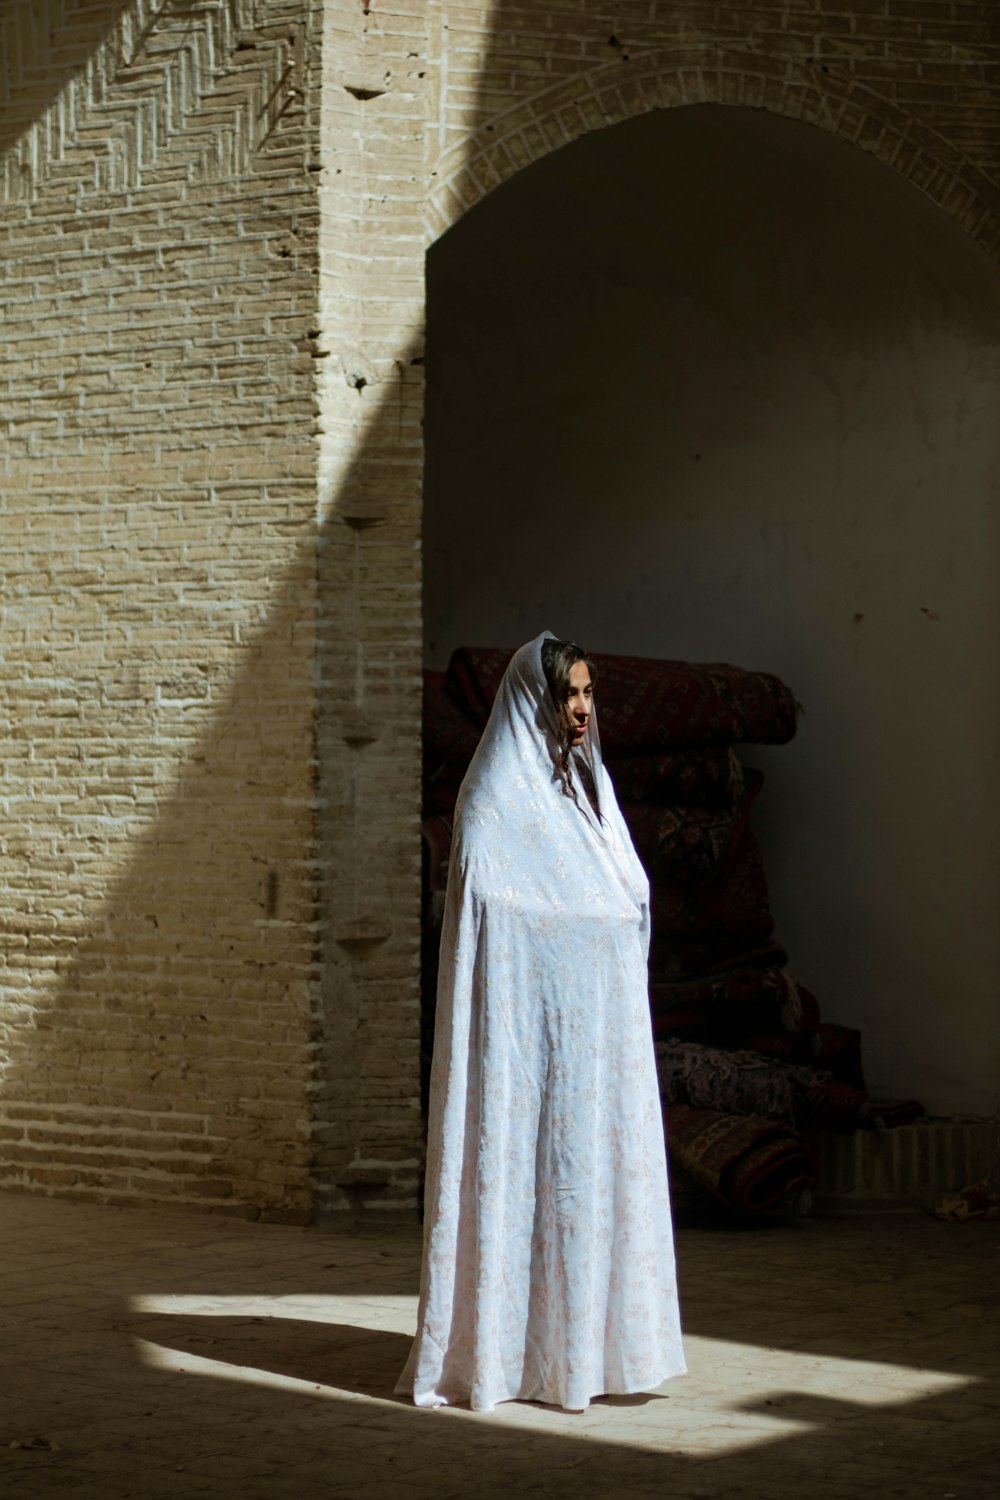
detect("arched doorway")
[422,103,1000,1116]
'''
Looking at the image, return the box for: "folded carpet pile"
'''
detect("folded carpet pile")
[663,1103,817,1214]
[421,645,922,1217]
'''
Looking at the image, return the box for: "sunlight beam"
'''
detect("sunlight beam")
[131,1293,974,1456]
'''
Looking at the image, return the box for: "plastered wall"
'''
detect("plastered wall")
[423,103,1000,1117]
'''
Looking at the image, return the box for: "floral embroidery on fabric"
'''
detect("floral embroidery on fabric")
[396,633,686,1413]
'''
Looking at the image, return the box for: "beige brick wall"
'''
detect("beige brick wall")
[427,2,1000,249]
[2,0,998,1217]
[1,0,325,1219]
[311,0,428,1214]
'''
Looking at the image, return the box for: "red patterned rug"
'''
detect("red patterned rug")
[665,1101,817,1213]
[445,647,798,752]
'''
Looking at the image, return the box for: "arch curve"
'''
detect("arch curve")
[426,45,1000,259]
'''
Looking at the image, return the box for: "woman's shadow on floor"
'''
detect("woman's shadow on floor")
[128,1312,413,1401]
[127,1310,670,1411]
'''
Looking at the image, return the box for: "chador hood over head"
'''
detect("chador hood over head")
[397,632,686,1413]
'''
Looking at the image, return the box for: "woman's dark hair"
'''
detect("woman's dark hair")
[541,637,598,813]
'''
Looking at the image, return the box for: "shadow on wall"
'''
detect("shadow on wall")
[2,544,319,1213]
[3,0,1000,1220]
[0,0,329,1213]
[2,353,424,1216]
[0,0,433,1217]
[1,368,434,1210]
[0,0,137,155]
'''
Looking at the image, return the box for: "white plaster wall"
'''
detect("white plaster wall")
[423,105,1000,1117]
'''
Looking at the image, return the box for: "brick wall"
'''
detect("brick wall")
[311,0,428,1213]
[2,0,998,1217]
[428,3,1000,249]
[0,0,324,1218]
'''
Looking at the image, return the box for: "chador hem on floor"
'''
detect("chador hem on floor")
[396,633,687,1414]
[400,1368,687,1416]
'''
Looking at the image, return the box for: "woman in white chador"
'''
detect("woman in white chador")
[397,632,686,1412]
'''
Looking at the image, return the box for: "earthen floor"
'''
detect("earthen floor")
[1,1191,997,1500]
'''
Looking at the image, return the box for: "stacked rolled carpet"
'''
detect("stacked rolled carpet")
[421,646,922,1218]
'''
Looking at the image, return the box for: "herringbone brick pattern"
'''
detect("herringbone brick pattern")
[0,0,304,200]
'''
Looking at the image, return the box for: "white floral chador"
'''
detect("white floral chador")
[397,632,686,1412]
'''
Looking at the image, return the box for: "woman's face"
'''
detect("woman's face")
[564,659,593,748]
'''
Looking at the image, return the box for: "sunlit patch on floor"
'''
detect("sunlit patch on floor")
[131,1293,974,1456]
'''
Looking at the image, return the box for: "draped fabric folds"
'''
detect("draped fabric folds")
[397,633,686,1413]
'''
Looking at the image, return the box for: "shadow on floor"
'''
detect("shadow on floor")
[3,1199,997,1500]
